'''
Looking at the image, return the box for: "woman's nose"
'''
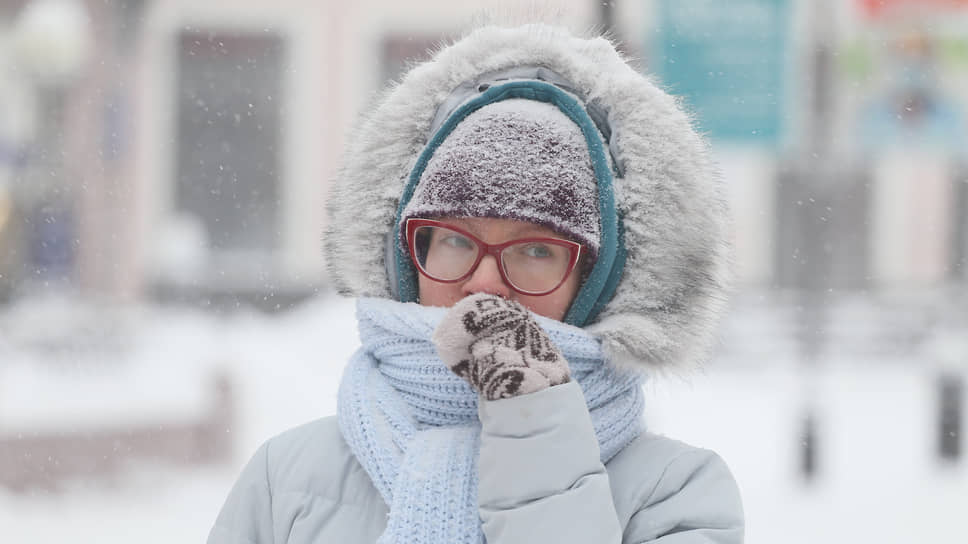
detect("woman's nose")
[461,255,511,298]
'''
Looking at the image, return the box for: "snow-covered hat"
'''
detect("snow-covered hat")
[399,98,601,257]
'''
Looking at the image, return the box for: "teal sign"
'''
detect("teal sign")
[655,0,790,144]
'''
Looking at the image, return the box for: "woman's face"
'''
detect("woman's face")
[416,217,583,321]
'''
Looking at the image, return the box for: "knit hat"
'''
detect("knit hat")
[400,98,601,258]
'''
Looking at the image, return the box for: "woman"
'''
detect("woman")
[209,23,743,543]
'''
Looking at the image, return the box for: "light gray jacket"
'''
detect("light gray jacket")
[209,381,743,543]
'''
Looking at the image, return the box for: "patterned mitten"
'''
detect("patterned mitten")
[433,293,571,400]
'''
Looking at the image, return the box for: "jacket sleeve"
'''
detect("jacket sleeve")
[622,447,744,543]
[208,442,275,544]
[476,380,744,544]
[477,380,622,542]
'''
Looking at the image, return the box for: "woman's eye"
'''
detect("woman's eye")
[521,244,553,258]
[441,234,474,250]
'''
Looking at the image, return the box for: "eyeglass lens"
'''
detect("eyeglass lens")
[411,225,573,293]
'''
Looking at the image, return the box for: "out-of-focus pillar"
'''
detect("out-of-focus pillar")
[869,153,955,288]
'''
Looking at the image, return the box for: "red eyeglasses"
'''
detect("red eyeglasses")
[405,218,583,296]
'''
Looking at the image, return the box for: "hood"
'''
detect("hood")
[324,24,732,373]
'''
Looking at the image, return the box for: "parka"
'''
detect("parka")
[210,383,743,543]
[209,23,743,543]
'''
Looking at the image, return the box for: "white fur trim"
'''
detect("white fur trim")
[325,24,733,372]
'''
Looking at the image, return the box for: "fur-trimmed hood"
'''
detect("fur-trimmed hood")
[324,24,732,373]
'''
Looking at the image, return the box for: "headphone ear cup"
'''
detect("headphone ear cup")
[385,228,400,300]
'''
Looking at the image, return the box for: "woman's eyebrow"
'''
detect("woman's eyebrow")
[511,226,555,238]
[440,218,475,232]
[506,222,571,239]
[444,218,562,239]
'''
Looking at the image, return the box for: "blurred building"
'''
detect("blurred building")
[0,0,968,308]
[0,0,964,308]
[133,0,645,311]
[1,0,643,309]
[650,0,968,478]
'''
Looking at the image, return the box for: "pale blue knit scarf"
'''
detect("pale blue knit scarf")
[338,297,645,544]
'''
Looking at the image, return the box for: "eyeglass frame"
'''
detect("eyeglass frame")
[405,218,584,297]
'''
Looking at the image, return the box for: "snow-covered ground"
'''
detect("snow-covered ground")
[1,293,965,543]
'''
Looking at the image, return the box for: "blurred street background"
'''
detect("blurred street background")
[0,0,966,542]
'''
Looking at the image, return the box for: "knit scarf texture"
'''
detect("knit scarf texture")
[337,297,645,544]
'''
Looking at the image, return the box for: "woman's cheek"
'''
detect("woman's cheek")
[417,275,461,308]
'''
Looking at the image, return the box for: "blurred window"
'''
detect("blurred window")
[176,30,284,252]
[773,165,872,290]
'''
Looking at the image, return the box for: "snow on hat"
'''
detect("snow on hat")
[400,98,600,257]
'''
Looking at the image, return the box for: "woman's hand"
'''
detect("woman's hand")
[433,293,571,400]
